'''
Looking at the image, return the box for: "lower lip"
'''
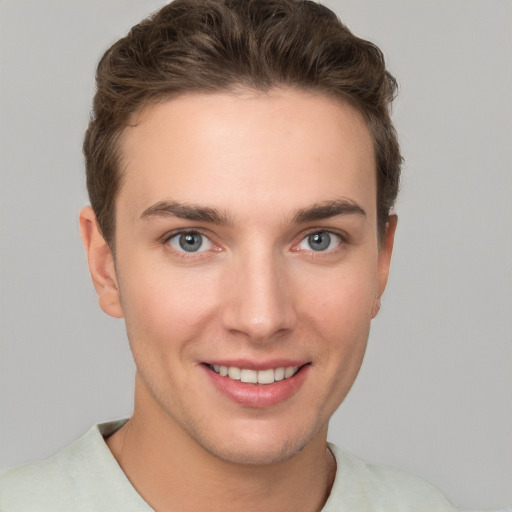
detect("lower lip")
[202,365,310,408]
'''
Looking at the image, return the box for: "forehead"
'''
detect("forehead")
[117,89,376,222]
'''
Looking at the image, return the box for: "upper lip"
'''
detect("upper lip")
[202,359,310,371]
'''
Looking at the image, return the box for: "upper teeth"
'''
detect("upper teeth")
[211,365,299,384]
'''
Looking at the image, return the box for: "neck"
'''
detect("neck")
[106,377,336,512]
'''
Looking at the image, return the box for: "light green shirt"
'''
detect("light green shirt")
[0,420,457,511]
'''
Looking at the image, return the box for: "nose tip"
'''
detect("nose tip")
[233,309,294,342]
[220,258,297,343]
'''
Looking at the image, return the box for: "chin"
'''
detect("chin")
[204,439,305,466]
[194,421,323,466]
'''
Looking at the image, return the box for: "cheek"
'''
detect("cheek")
[311,271,374,397]
[296,262,377,326]
[116,256,221,351]
[293,258,377,378]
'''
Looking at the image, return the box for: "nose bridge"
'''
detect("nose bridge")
[221,244,296,341]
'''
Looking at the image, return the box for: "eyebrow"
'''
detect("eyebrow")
[140,201,231,225]
[140,198,366,225]
[292,199,366,223]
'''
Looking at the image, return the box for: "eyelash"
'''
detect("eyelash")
[163,230,216,256]
[292,229,348,254]
[161,228,348,257]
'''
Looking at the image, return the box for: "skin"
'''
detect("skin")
[80,89,397,512]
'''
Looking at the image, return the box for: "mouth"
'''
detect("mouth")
[202,361,311,407]
[205,363,309,385]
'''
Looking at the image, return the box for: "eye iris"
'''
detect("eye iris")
[308,232,331,251]
[179,233,202,252]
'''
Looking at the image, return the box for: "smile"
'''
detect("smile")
[208,364,301,385]
[203,361,311,407]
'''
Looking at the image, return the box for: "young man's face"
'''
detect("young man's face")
[83,89,395,465]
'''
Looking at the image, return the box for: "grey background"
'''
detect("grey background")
[0,0,511,510]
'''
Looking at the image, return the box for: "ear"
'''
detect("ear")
[372,214,398,319]
[79,206,123,318]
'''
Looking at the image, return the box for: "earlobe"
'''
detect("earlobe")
[79,206,124,319]
[370,295,381,319]
[372,214,398,319]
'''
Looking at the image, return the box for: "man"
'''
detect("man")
[0,0,458,510]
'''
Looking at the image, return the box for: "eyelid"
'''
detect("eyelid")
[162,227,211,242]
[162,228,220,254]
[159,227,349,254]
[291,228,349,252]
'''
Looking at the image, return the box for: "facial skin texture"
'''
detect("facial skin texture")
[80,89,396,511]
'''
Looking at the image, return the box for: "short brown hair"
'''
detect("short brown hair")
[84,0,401,247]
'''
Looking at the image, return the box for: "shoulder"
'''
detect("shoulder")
[323,443,458,512]
[0,420,150,512]
[0,455,75,511]
[0,434,86,511]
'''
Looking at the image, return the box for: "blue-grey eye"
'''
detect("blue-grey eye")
[168,232,212,253]
[298,231,341,252]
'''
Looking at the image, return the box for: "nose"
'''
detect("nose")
[220,249,297,344]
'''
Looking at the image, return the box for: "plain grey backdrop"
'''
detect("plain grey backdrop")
[1,0,511,510]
